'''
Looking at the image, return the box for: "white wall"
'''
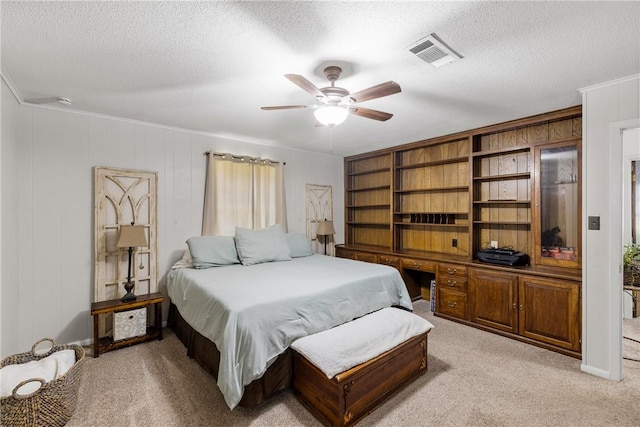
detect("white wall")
[580,74,640,380]
[0,79,344,357]
[1,77,21,357]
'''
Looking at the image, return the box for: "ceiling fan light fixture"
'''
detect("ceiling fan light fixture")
[314,105,349,127]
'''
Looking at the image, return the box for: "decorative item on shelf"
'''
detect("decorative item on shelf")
[316,219,336,255]
[623,243,640,287]
[116,223,148,301]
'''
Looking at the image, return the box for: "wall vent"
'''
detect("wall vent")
[408,33,462,68]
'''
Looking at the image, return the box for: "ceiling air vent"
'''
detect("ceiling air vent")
[408,33,462,68]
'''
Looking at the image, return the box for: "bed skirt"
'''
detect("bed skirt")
[168,303,292,407]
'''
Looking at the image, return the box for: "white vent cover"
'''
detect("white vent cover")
[408,33,462,68]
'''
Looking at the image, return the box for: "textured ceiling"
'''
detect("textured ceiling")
[2,1,639,157]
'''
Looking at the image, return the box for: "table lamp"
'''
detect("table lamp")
[116,223,148,301]
[316,220,336,255]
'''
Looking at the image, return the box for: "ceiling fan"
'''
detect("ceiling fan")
[261,66,401,127]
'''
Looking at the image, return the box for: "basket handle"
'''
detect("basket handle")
[11,378,46,400]
[30,337,56,358]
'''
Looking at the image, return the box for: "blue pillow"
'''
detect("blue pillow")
[186,236,240,269]
[235,224,292,266]
[286,233,314,257]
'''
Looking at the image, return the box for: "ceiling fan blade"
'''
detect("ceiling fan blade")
[285,74,326,98]
[261,105,307,110]
[351,106,393,121]
[349,81,401,103]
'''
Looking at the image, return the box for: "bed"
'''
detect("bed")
[166,251,412,410]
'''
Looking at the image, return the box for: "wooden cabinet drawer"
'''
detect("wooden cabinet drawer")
[378,255,401,268]
[437,288,467,319]
[402,258,437,272]
[438,263,467,277]
[335,247,355,260]
[354,252,378,263]
[437,274,468,292]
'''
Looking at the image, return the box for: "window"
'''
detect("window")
[202,153,287,235]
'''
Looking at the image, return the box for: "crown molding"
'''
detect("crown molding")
[0,66,24,103]
[578,74,640,93]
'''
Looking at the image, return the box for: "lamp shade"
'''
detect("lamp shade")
[314,106,349,127]
[116,225,148,248]
[316,220,336,236]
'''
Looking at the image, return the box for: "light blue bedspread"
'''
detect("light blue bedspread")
[166,254,412,409]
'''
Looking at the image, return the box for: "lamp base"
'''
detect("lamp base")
[121,292,137,302]
[121,280,136,302]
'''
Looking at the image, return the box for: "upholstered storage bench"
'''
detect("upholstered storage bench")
[291,307,433,427]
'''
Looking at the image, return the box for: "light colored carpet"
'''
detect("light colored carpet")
[68,301,640,426]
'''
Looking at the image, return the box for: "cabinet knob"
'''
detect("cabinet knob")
[447,268,457,274]
[512,303,517,309]
[447,280,457,287]
[448,301,457,308]
[519,304,524,311]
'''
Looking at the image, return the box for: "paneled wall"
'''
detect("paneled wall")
[0,79,344,356]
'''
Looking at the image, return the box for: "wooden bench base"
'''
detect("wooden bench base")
[292,331,429,427]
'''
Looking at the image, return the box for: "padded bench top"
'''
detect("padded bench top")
[291,307,434,378]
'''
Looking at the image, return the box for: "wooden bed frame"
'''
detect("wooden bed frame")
[168,303,292,407]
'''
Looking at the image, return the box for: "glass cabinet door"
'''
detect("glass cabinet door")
[534,141,581,268]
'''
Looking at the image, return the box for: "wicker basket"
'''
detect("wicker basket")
[1,338,85,427]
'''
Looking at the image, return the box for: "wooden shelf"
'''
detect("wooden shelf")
[394,186,468,194]
[474,200,531,205]
[473,172,530,182]
[346,185,390,192]
[394,222,468,228]
[346,221,390,226]
[394,211,468,215]
[347,167,390,176]
[91,292,164,358]
[395,156,469,170]
[472,146,530,158]
[347,204,390,209]
[343,106,583,358]
[473,221,531,225]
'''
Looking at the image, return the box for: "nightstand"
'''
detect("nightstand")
[91,292,164,357]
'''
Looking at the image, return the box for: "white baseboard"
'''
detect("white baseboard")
[581,363,617,380]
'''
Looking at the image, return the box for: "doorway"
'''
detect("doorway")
[622,128,640,366]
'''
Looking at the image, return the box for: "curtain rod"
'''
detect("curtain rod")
[203,151,285,165]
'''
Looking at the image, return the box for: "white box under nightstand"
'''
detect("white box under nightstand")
[114,307,147,341]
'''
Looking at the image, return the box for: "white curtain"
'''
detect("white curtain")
[202,153,287,236]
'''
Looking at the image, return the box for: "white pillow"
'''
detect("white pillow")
[286,233,314,257]
[186,236,240,268]
[235,224,292,266]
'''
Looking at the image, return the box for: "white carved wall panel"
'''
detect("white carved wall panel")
[94,167,158,303]
[305,184,334,255]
